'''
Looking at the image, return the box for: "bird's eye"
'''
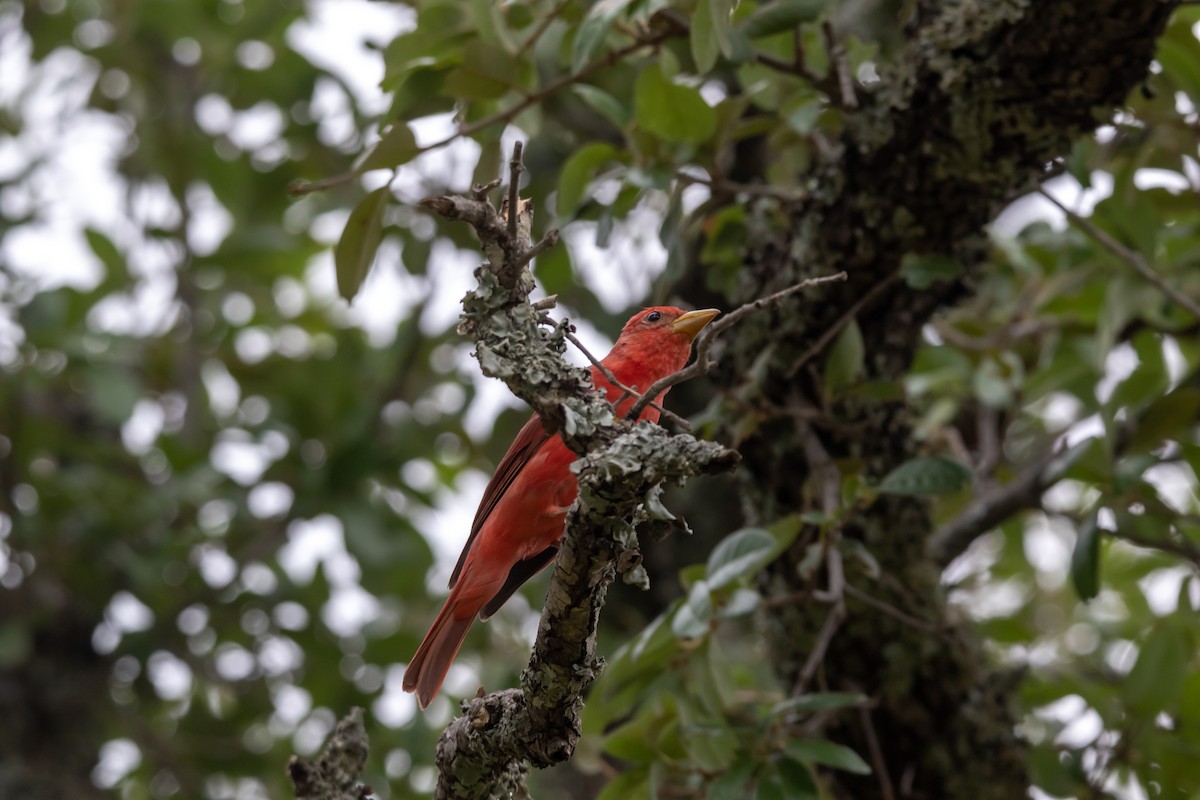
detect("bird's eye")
[645,311,662,323]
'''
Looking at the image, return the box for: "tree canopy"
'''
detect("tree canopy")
[1,1,1198,799]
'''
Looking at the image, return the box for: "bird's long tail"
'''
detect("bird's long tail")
[402,594,477,708]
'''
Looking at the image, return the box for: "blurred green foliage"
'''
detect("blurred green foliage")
[2,1,1200,799]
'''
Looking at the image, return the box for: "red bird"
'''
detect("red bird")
[402,306,720,708]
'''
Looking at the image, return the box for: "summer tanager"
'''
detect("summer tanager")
[402,306,719,708]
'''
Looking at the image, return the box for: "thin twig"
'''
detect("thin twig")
[675,169,808,203]
[1107,528,1200,569]
[561,329,690,430]
[623,272,848,421]
[859,704,896,800]
[929,445,1064,567]
[292,31,671,196]
[506,141,524,241]
[756,50,826,86]
[791,418,847,695]
[788,273,897,377]
[515,228,560,269]
[1039,187,1200,319]
[792,602,846,695]
[822,21,859,110]
[931,317,1061,352]
[288,170,357,196]
[844,584,940,634]
[521,0,572,51]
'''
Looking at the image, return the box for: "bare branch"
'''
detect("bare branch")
[561,328,688,430]
[1039,187,1200,319]
[624,272,848,421]
[859,704,896,800]
[844,583,941,635]
[675,168,809,204]
[788,273,898,377]
[521,0,572,50]
[822,21,859,110]
[929,444,1073,567]
[792,601,846,696]
[505,141,523,242]
[791,417,847,694]
[1107,527,1200,569]
[515,228,560,270]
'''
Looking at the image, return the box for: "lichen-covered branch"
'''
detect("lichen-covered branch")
[288,708,369,800]
[420,148,738,799]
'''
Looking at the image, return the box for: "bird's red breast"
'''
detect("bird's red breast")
[402,306,719,708]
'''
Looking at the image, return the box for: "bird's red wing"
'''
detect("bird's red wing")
[448,412,551,589]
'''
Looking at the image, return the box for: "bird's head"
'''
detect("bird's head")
[608,306,721,378]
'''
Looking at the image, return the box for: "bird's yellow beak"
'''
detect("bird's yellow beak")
[671,308,720,342]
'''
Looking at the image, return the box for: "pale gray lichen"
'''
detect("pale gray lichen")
[421,173,739,800]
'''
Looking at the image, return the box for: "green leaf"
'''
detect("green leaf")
[1126,617,1194,714]
[710,0,735,57]
[684,727,740,771]
[1128,387,1200,452]
[718,587,762,618]
[693,637,736,715]
[357,122,419,172]
[823,319,864,393]
[84,227,126,278]
[604,698,677,763]
[972,357,1013,408]
[443,41,518,100]
[572,84,631,128]
[785,99,823,135]
[901,252,963,289]
[691,0,720,73]
[740,0,828,39]
[769,692,868,716]
[557,142,618,217]
[634,66,717,145]
[573,0,634,72]
[672,579,713,639]
[707,758,756,800]
[753,765,789,800]
[777,758,819,798]
[766,515,804,551]
[692,0,735,72]
[784,739,872,775]
[335,186,390,301]
[878,456,972,496]
[1109,330,1169,411]
[597,767,650,800]
[1070,509,1101,601]
[706,527,777,589]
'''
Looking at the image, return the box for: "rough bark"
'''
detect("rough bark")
[421,167,738,799]
[0,610,108,800]
[713,1,1177,798]
[288,708,370,800]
